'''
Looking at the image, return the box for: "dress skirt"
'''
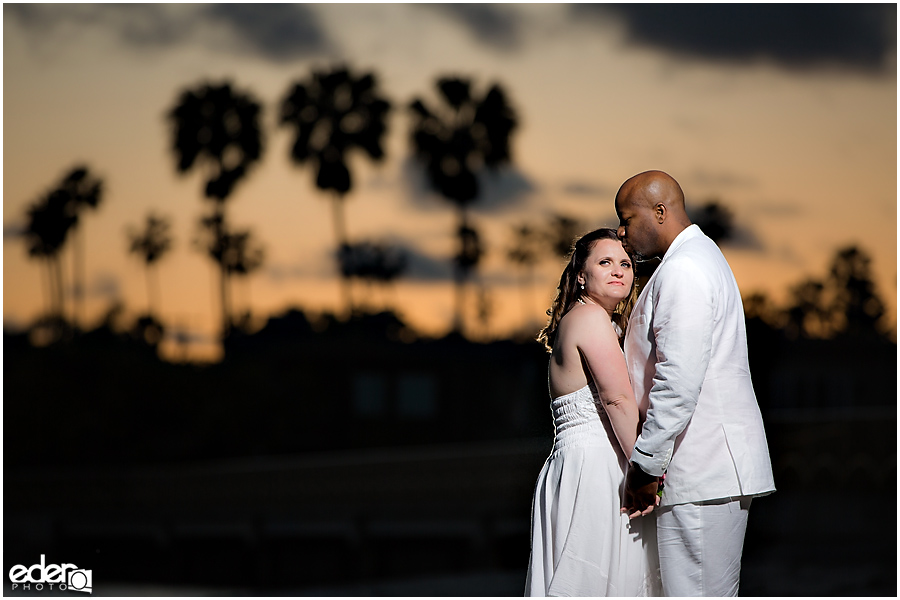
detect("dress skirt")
[525,384,660,597]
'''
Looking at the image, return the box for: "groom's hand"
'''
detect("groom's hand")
[622,463,659,519]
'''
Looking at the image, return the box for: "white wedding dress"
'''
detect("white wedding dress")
[525,382,661,597]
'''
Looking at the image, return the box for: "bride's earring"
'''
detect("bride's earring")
[580,284,585,290]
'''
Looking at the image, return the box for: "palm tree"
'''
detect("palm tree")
[194,214,265,332]
[453,221,485,332]
[280,66,391,314]
[506,223,543,327]
[59,166,103,329]
[543,213,584,260]
[785,279,831,339]
[24,188,77,321]
[22,167,103,330]
[224,227,265,325]
[827,246,886,338]
[408,77,518,334]
[127,212,173,319]
[168,81,263,336]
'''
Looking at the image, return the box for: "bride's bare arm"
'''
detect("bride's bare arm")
[572,307,640,460]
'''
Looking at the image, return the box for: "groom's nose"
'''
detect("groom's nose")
[616,225,626,240]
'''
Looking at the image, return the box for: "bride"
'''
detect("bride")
[526,228,660,596]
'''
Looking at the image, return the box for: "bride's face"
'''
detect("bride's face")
[577,238,634,309]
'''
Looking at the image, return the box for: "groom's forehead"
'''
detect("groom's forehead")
[616,196,644,215]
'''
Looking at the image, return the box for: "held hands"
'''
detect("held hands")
[621,463,660,519]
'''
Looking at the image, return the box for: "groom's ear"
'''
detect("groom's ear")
[655,202,667,224]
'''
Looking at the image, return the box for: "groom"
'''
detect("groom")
[615,171,775,596]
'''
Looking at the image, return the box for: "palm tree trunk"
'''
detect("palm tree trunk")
[52,254,65,321]
[331,193,348,248]
[453,267,465,335]
[520,269,530,327]
[525,264,538,327]
[41,257,54,318]
[232,274,250,326]
[220,262,231,337]
[452,209,470,335]
[331,194,353,315]
[72,225,85,330]
[213,205,231,338]
[146,263,160,317]
[242,276,251,317]
[152,264,162,320]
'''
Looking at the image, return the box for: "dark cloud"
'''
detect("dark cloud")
[265,253,334,283]
[476,168,537,212]
[401,243,455,282]
[561,181,614,198]
[401,157,537,214]
[7,5,196,48]
[3,222,27,239]
[747,201,805,218]
[686,202,765,252]
[5,4,330,62]
[418,4,522,51]
[204,4,330,61]
[266,239,455,284]
[332,237,457,282]
[722,224,765,252]
[87,273,121,300]
[575,4,896,73]
[687,169,758,190]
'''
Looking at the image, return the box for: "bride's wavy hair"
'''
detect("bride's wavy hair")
[537,228,638,353]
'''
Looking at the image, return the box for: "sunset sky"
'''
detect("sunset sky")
[3,4,897,361]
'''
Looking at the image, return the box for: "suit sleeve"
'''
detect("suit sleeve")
[630,257,715,477]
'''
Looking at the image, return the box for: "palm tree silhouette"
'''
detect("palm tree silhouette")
[168,81,263,336]
[24,187,77,322]
[127,212,173,319]
[827,246,886,338]
[506,223,543,327]
[59,166,103,330]
[193,214,265,331]
[543,213,584,259]
[785,279,831,339]
[22,166,102,327]
[280,66,391,314]
[224,226,265,325]
[409,77,518,334]
[453,221,485,332]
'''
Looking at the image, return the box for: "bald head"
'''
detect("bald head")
[614,170,692,259]
[619,170,687,213]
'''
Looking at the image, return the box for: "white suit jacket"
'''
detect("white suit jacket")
[625,225,776,506]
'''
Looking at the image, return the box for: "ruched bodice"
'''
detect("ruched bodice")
[550,383,616,453]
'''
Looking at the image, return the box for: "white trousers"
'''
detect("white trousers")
[656,497,751,597]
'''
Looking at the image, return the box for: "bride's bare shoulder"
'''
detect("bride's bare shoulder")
[557,303,615,340]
